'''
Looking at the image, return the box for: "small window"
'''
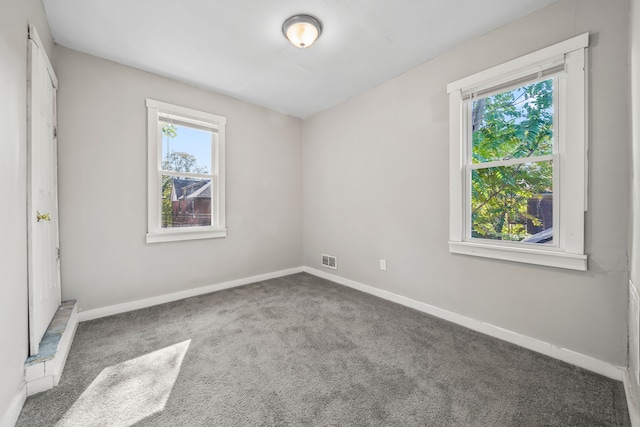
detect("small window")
[447,34,589,270]
[146,99,226,243]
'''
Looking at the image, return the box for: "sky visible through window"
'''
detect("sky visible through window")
[161,124,212,173]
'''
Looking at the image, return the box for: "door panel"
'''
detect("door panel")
[27,26,61,356]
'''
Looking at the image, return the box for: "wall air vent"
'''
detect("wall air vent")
[321,254,337,270]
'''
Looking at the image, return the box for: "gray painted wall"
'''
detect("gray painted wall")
[631,0,640,293]
[629,0,640,409]
[54,47,303,311]
[303,0,630,365]
[0,0,54,422]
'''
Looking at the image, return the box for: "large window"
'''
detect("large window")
[447,34,589,270]
[146,99,226,243]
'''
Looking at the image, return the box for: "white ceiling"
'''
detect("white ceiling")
[42,0,559,119]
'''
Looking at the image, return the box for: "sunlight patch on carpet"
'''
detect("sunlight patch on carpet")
[56,340,191,427]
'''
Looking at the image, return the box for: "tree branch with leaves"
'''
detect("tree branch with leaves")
[470,80,553,241]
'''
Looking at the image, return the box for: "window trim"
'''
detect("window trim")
[146,99,227,243]
[447,33,589,271]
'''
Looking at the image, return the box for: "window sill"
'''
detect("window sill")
[448,241,587,271]
[146,228,227,244]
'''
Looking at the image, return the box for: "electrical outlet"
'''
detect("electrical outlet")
[379,259,387,270]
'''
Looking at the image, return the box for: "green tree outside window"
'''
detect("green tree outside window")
[470,79,554,242]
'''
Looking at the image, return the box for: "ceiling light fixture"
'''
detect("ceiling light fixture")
[282,14,322,49]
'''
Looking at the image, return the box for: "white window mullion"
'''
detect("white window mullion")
[160,170,213,180]
[469,155,555,170]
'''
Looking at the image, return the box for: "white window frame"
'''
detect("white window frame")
[146,99,226,243]
[447,33,589,271]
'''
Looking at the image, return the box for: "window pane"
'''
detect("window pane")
[471,161,553,243]
[161,176,212,228]
[472,79,553,164]
[161,124,212,173]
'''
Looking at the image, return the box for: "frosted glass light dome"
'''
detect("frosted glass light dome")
[282,15,322,49]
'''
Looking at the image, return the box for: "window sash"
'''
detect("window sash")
[156,118,216,229]
[462,75,559,247]
[466,159,556,245]
[465,165,558,245]
[465,75,559,165]
[160,175,217,228]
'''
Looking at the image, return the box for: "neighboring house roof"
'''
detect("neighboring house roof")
[185,181,211,199]
[170,178,211,201]
[522,227,553,244]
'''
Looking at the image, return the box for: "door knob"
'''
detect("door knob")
[37,211,51,222]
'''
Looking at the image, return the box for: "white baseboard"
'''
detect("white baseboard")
[1,384,26,427]
[53,303,79,386]
[623,367,640,427]
[304,267,624,381]
[78,267,305,322]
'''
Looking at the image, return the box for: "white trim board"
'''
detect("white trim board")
[303,267,624,381]
[627,278,640,427]
[1,383,26,427]
[25,303,79,396]
[623,367,640,427]
[77,267,304,322]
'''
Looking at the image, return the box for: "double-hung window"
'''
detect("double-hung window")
[146,99,226,243]
[447,34,589,270]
